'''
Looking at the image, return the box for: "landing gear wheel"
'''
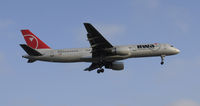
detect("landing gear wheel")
[100,69,104,73]
[161,61,164,65]
[97,68,104,74]
[97,70,101,74]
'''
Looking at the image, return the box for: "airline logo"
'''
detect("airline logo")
[21,29,51,49]
[24,34,39,49]
[29,37,34,41]
[137,43,160,50]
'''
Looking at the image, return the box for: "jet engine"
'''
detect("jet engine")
[105,62,124,70]
[111,47,130,55]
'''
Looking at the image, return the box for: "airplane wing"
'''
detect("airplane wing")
[84,63,99,71]
[84,23,113,57]
[84,23,115,71]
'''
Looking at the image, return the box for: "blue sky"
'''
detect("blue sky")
[0,0,200,106]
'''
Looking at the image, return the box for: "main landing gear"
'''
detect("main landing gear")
[160,55,165,65]
[97,58,104,74]
[97,68,104,74]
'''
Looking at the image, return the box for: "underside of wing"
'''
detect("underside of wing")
[84,63,99,71]
[84,23,117,72]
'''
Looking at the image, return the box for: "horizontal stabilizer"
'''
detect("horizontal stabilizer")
[20,44,42,56]
[27,59,36,63]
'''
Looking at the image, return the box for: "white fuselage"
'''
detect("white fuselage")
[23,43,180,63]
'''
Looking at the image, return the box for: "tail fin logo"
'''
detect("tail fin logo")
[24,34,39,49]
[21,30,51,49]
[29,37,34,42]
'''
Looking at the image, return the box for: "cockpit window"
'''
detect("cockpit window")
[171,45,174,47]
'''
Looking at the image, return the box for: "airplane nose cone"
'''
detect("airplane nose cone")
[175,48,180,54]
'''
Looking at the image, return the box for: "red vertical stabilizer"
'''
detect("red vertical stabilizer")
[21,30,50,49]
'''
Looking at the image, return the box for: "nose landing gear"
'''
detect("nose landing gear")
[160,55,165,65]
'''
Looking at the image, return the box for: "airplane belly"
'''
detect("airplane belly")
[53,55,81,62]
[34,56,80,62]
[34,52,93,63]
[131,50,162,57]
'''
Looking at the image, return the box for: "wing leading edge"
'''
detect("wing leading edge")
[83,23,114,71]
[84,23,113,57]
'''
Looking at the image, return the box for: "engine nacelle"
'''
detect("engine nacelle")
[105,62,124,71]
[111,47,130,55]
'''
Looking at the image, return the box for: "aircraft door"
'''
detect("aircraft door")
[50,51,54,57]
[129,46,137,53]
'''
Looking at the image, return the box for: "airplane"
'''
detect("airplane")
[20,23,180,73]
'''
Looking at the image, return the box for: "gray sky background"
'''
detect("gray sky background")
[0,0,200,106]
